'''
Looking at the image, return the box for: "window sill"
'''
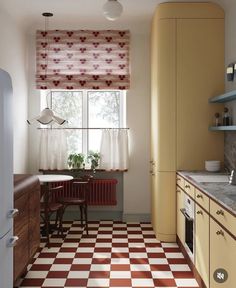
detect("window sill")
[39,169,128,173]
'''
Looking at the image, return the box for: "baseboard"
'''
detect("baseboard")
[122,213,151,222]
[63,209,123,221]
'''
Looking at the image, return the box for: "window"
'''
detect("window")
[41,90,126,155]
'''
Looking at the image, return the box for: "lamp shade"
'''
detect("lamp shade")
[103,0,123,21]
[27,108,66,125]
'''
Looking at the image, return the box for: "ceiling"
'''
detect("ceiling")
[1,0,227,31]
[0,0,164,29]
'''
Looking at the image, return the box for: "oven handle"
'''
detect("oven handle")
[180,208,194,222]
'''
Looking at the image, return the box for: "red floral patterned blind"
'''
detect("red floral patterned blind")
[36,30,130,90]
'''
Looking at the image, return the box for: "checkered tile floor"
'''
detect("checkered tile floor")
[18,221,199,288]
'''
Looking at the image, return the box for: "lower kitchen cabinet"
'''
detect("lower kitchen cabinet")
[14,175,40,283]
[195,204,209,288]
[176,187,185,244]
[210,218,236,288]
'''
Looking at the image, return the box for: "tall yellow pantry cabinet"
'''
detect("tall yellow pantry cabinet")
[151,3,224,242]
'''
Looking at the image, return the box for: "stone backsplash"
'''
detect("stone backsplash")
[224,131,236,170]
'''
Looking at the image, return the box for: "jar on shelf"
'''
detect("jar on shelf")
[214,112,221,127]
[222,107,231,126]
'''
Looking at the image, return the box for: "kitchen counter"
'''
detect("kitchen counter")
[177,171,236,216]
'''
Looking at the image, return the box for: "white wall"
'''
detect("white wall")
[27,20,151,220]
[0,7,28,173]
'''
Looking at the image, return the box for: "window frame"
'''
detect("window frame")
[41,89,126,155]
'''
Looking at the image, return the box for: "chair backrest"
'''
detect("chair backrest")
[41,185,64,204]
[72,178,90,201]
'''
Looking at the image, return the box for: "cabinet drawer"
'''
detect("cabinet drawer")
[176,175,185,189]
[210,200,236,236]
[184,180,195,199]
[14,229,29,281]
[14,193,29,235]
[195,189,209,212]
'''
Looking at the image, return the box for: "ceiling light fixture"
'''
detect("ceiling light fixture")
[27,108,66,125]
[103,0,123,21]
[27,12,67,126]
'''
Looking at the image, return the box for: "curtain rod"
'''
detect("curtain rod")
[37,127,129,130]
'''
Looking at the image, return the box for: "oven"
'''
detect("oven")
[180,193,195,261]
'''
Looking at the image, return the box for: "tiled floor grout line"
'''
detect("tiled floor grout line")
[17,221,199,288]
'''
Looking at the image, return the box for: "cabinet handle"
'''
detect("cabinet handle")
[216,230,224,236]
[185,185,190,189]
[216,209,224,216]
[197,210,203,215]
[7,209,19,218]
[177,178,181,182]
[7,236,19,247]
[177,189,181,193]
[196,194,203,199]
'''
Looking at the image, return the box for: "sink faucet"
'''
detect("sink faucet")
[229,169,236,185]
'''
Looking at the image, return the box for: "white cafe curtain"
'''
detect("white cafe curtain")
[100,129,129,170]
[39,129,67,170]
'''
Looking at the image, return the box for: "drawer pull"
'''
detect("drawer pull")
[197,210,203,215]
[177,178,181,182]
[177,189,181,193]
[216,230,224,236]
[185,185,190,189]
[196,194,203,199]
[7,209,19,218]
[7,236,19,247]
[216,209,224,216]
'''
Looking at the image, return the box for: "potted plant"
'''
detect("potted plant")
[67,153,85,169]
[87,151,100,171]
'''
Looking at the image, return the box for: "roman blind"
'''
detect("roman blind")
[36,30,130,90]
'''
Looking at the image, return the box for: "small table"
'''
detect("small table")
[37,174,73,246]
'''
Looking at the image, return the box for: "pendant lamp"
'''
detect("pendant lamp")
[103,0,123,21]
[27,12,67,126]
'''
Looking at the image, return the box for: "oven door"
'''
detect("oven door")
[180,208,194,262]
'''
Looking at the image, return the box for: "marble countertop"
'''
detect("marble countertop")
[177,171,236,216]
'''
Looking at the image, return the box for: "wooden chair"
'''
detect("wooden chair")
[60,179,89,234]
[40,185,64,246]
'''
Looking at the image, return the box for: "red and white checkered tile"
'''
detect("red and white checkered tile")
[18,221,199,288]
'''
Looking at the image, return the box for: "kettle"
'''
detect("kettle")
[229,170,236,185]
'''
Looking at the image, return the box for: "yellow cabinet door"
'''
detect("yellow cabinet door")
[176,18,224,170]
[195,204,209,288]
[151,17,176,172]
[151,172,176,242]
[176,187,185,244]
[210,219,236,288]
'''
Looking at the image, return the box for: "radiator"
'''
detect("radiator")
[50,179,117,206]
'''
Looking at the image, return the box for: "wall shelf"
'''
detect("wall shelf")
[209,90,236,103]
[209,126,236,131]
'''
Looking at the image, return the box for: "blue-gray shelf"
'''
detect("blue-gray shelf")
[209,90,236,103]
[209,126,236,131]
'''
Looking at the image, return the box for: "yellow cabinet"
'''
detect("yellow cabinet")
[195,204,210,288]
[151,172,176,242]
[210,200,236,236]
[176,17,224,170]
[195,189,210,212]
[151,16,176,172]
[151,2,224,242]
[176,188,185,244]
[210,219,236,288]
